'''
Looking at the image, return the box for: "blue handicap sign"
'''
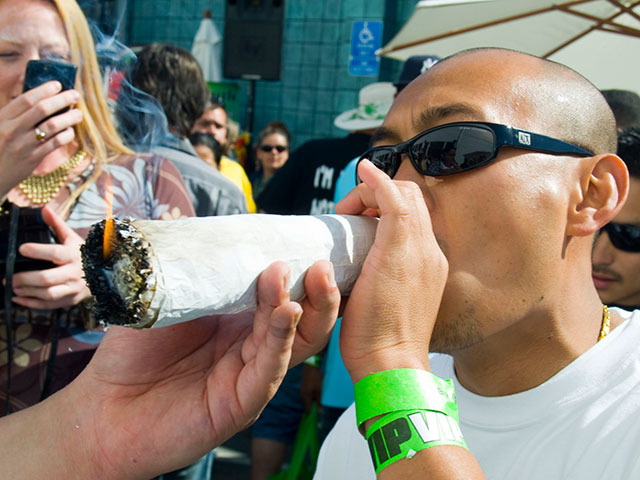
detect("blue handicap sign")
[349,20,383,76]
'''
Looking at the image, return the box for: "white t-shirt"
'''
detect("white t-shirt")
[315,308,640,479]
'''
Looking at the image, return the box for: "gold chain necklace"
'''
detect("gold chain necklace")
[18,150,88,205]
[598,304,611,342]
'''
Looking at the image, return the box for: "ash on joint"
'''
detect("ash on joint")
[81,218,152,327]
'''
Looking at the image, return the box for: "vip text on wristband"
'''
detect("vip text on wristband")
[354,368,459,428]
[366,409,468,474]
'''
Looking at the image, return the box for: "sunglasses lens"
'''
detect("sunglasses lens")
[355,149,398,184]
[260,145,287,153]
[410,126,496,176]
[605,223,640,252]
[368,149,399,177]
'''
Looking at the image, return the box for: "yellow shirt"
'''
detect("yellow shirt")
[219,156,256,213]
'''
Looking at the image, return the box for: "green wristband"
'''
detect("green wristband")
[366,409,468,474]
[354,369,459,428]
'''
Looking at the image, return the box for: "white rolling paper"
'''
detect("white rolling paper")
[83,214,378,328]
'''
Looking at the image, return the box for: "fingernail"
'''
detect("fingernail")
[292,304,303,325]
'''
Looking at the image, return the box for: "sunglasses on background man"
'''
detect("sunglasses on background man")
[600,222,640,253]
[356,121,593,182]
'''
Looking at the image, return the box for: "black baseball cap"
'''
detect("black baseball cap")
[394,55,441,91]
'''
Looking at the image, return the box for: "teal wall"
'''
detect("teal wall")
[125,0,417,149]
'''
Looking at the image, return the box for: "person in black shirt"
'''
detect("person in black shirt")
[257,82,396,216]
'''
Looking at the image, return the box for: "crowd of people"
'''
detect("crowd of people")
[2,1,640,479]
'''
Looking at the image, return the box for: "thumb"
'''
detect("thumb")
[41,205,74,243]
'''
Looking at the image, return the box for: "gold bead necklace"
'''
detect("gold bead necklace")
[18,150,88,205]
[598,304,610,342]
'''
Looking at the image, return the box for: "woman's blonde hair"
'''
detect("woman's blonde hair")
[50,0,133,213]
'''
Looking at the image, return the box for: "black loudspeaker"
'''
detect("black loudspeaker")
[223,0,284,81]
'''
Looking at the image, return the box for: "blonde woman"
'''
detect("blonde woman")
[0,0,194,414]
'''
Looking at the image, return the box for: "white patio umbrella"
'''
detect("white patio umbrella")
[191,10,223,83]
[377,0,640,93]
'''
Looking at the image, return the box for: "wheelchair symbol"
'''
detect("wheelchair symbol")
[359,21,374,44]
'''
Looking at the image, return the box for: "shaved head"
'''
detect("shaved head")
[410,48,617,155]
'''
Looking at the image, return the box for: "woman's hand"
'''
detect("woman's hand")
[0,81,82,197]
[11,206,90,309]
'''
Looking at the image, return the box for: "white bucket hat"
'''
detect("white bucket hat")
[334,82,397,131]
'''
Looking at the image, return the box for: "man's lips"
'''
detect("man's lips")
[592,273,619,289]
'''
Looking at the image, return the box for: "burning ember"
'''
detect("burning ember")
[103,177,114,259]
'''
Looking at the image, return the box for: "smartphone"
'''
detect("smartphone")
[22,59,78,123]
[0,206,56,275]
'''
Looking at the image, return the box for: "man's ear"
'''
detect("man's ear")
[567,153,629,237]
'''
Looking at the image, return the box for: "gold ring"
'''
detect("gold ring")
[35,127,47,143]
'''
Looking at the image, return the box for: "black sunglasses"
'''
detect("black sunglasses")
[601,222,640,253]
[356,121,593,182]
[259,145,288,153]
